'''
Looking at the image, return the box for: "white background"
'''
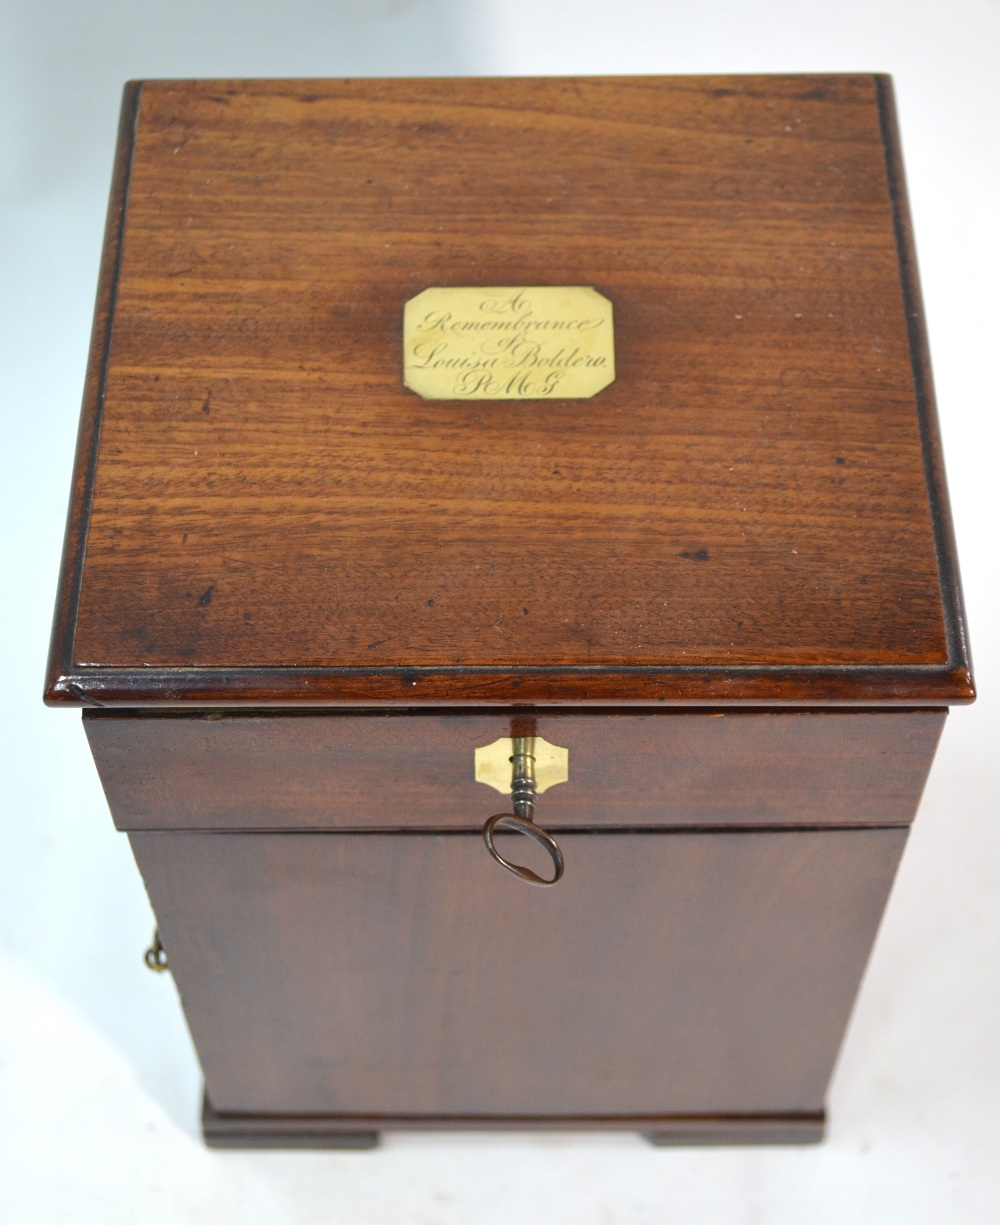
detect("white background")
[2,2,998,1221]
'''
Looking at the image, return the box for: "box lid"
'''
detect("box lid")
[45,75,973,708]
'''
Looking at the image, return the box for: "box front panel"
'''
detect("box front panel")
[130,827,906,1118]
[89,709,944,832]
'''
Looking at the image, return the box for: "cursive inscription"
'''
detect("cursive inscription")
[403,286,615,401]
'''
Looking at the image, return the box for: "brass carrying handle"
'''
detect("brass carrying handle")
[144,928,169,973]
[481,736,565,886]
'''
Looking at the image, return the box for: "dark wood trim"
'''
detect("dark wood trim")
[642,1115,824,1146]
[46,660,974,707]
[201,1094,823,1148]
[875,74,975,701]
[80,702,945,721]
[44,81,142,708]
[118,822,914,835]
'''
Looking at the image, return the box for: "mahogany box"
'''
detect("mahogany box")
[45,74,973,1148]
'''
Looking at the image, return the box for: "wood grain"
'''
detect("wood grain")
[87,708,944,832]
[130,826,907,1118]
[45,74,973,708]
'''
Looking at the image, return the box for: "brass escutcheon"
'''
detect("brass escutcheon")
[474,736,568,795]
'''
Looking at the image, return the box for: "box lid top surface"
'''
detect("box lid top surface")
[47,74,972,707]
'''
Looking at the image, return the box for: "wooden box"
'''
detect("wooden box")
[45,74,973,1148]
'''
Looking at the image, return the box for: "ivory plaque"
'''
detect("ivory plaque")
[403,286,615,401]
